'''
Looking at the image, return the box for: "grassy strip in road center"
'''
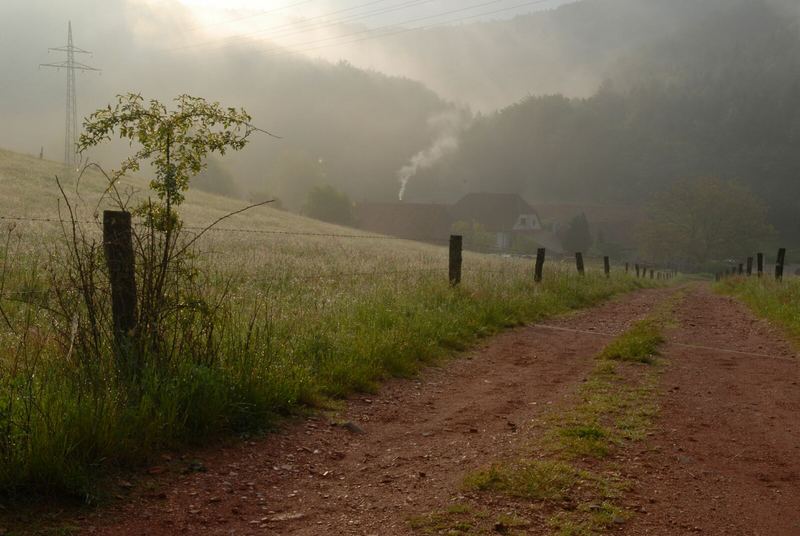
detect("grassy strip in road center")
[411,292,683,535]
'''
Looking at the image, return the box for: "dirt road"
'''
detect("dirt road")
[70,285,799,535]
[622,287,800,535]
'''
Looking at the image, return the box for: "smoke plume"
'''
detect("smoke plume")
[397,111,465,201]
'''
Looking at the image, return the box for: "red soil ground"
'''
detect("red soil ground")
[12,284,799,535]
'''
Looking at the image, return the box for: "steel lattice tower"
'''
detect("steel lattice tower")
[40,21,101,167]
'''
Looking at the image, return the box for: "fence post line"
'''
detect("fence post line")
[775,248,786,281]
[449,235,463,286]
[103,210,138,352]
[603,256,611,278]
[757,253,764,278]
[746,257,753,277]
[534,248,546,283]
[575,252,585,276]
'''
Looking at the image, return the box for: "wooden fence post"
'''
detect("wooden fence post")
[575,252,585,276]
[103,210,138,350]
[635,264,640,278]
[746,257,753,277]
[603,256,611,278]
[449,235,463,286]
[650,269,654,279]
[534,248,546,283]
[757,253,764,278]
[625,262,629,274]
[775,248,786,281]
[738,263,744,275]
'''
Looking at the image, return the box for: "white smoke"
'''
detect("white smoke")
[397,111,466,201]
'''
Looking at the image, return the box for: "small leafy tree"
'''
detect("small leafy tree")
[74,94,270,376]
[304,185,354,226]
[79,93,259,226]
[636,177,774,267]
[561,213,593,254]
[451,220,495,251]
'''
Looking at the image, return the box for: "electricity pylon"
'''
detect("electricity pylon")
[40,21,101,167]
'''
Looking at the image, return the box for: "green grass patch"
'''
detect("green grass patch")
[549,502,628,536]
[464,460,586,501]
[408,504,483,534]
[598,319,663,364]
[716,276,800,344]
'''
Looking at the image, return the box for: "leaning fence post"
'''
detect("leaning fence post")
[103,210,138,351]
[746,257,753,277]
[534,248,546,283]
[775,248,786,281]
[575,252,585,276]
[449,235,463,286]
[603,256,610,278]
[757,253,764,278]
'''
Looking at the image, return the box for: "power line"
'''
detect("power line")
[241,0,558,62]
[40,21,101,168]
[167,0,401,52]
[233,0,437,49]
[183,0,318,33]
[251,0,518,55]
[167,0,557,59]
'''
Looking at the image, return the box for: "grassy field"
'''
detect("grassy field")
[0,148,656,502]
[716,275,800,343]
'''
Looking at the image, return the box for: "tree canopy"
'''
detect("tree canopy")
[636,177,774,267]
[79,93,259,224]
[404,1,800,244]
[304,185,355,226]
[561,213,593,254]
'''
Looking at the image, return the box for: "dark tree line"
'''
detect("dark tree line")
[405,1,800,244]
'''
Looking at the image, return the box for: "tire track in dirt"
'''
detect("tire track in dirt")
[76,288,673,536]
[622,285,800,535]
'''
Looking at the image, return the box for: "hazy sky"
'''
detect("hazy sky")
[154,0,576,31]
[0,0,575,159]
[132,0,577,55]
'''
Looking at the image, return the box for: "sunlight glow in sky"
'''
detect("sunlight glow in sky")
[130,0,577,65]
[169,0,575,36]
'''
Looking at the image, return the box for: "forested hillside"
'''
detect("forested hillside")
[344,0,733,109]
[405,0,800,241]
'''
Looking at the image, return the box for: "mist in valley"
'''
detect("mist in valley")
[2,0,800,254]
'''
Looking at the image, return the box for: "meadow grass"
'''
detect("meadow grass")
[0,149,657,502]
[716,276,800,343]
